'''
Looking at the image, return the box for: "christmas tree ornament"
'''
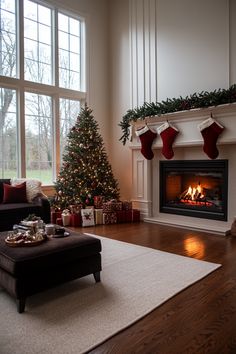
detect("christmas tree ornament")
[198,117,224,159]
[156,121,179,160]
[135,125,157,160]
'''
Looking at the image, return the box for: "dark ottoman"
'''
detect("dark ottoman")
[0,231,102,313]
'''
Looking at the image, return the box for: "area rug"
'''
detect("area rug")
[0,234,221,354]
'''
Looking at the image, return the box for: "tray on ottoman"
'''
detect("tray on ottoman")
[0,230,102,313]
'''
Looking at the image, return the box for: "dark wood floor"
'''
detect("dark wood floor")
[70,222,236,354]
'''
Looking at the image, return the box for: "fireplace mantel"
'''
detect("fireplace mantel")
[130,103,236,148]
[129,103,236,236]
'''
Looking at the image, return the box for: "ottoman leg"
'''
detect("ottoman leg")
[17,298,26,313]
[93,271,101,283]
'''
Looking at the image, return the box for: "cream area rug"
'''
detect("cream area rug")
[0,234,221,354]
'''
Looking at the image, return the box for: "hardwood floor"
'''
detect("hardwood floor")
[70,222,236,354]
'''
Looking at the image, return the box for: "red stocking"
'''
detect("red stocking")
[157,122,179,159]
[135,125,157,160]
[198,117,224,159]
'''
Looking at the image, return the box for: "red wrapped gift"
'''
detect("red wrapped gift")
[51,211,62,224]
[116,210,126,223]
[102,201,116,213]
[56,217,63,226]
[70,213,82,227]
[125,210,132,222]
[113,201,122,211]
[132,209,140,222]
[122,201,132,211]
[103,212,117,224]
[94,196,105,209]
[69,204,82,214]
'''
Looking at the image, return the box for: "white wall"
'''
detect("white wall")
[156,0,229,100]
[109,0,236,200]
[108,0,131,199]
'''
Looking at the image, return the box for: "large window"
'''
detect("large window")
[0,0,86,184]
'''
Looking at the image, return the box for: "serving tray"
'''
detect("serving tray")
[5,234,47,247]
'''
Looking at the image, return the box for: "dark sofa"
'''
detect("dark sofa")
[0,179,51,231]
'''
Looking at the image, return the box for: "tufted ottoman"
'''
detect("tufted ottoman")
[0,231,102,313]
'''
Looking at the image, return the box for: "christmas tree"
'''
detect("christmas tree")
[52,104,119,209]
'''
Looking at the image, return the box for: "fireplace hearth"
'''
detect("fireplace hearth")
[159,160,228,221]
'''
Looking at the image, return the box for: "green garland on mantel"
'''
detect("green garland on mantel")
[119,84,236,145]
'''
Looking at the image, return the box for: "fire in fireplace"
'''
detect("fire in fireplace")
[159,160,228,221]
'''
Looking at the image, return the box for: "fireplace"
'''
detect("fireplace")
[159,160,228,221]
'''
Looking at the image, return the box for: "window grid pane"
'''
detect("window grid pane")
[0,87,17,177]
[24,0,52,85]
[0,2,17,77]
[58,13,81,90]
[25,92,53,185]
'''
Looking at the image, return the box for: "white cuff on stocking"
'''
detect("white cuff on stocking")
[198,117,224,131]
[156,121,178,135]
[135,125,152,136]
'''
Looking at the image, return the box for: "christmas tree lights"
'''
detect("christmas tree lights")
[52,104,119,209]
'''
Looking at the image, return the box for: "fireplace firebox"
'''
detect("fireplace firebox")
[159,160,228,221]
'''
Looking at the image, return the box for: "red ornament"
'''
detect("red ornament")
[85,198,90,205]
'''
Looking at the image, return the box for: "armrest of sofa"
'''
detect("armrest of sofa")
[33,194,51,224]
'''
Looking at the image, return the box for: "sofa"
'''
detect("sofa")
[0,179,51,231]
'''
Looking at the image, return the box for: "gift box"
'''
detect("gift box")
[116,210,126,223]
[51,211,62,224]
[94,209,103,225]
[70,213,82,227]
[113,201,122,211]
[103,212,117,224]
[62,209,71,226]
[81,208,95,227]
[103,200,123,212]
[94,196,105,209]
[122,201,132,211]
[102,201,116,213]
[56,217,63,226]
[132,209,140,222]
[69,204,82,214]
[125,210,133,222]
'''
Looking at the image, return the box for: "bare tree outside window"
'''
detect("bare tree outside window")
[25,92,53,183]
[0,88,17,178]
[24,0,52,85]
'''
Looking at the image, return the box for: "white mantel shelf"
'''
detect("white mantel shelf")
[129,103,236,236]
[129,103,236,148]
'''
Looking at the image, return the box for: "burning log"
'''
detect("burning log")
[178,182,214,207]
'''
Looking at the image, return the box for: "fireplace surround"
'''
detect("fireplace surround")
[129,103,236,235]
[159,159,228,221]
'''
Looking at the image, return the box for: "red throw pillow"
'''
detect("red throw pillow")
[2,182,28,203]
